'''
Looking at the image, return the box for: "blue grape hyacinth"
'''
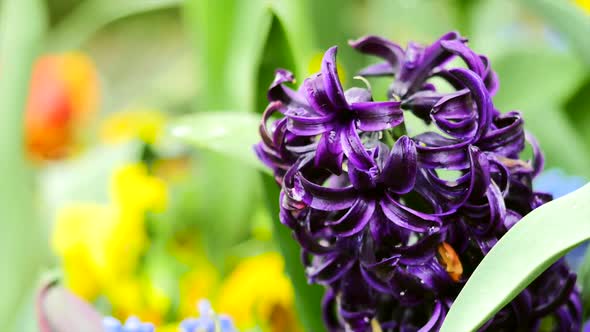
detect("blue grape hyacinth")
[103,316,154,332]
[180,299,237,332]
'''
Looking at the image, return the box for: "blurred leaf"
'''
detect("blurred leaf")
[564,77,590,152]
[185,0,313,112]
[169,111,267,172]
[254,16,297,114]
[520,0,590,66]
[470,0,560,60]
[365,0,458,45]
[37,279,104,332]
[262,174,326,332]
[183,0,265,269]
[441,184,590,332]
[39,142,142,225]
[45,0,184,51]
[0,0,47,329]
[492,48,590,177]
[183,1,323,328]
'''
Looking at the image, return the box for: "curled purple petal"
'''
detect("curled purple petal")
[381,136,417,194]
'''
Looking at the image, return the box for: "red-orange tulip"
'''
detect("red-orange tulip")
[25,53,99,161]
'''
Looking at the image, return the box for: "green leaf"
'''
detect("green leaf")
[169,111,266,172]
[492,49,590,177]
[520,0,590,66]
[0,0,47,329]
[262,174,326,332]
[564,76,590,156]
[184,0,313,112]
[440,183,590,332]
[45,0,184,51]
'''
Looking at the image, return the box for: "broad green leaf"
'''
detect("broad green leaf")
[262,174,326,332]
[254,15,298,114]
[185,0,313,112]
[183,1,323,329]
[182,0,267,269]
[169,111,266,172]
[167,111,264,268]
[441,183,590,332]
[0,0,47,329]
[564,77,590,157]
[45,0,184,51]
[520,0,590,66]
[492,49,590,177]
[39,142,142,225]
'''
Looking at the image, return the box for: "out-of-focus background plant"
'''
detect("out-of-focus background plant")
[1,0,589,331]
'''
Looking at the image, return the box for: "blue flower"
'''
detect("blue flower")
[534,168,586,199]
[180,300,237,332]
[536,169,588,269]
[103,316,154,332]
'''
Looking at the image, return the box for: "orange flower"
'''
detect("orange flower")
[25,52,99,161]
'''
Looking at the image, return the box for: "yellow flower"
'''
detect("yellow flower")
[106,276,172,326]
[216,252,301,332]
[179,264,219,318]
[100,108,167,145]
[52,163,168,303]
[110,163,168,213]
[575,0,590,14]
[52,203,115,299]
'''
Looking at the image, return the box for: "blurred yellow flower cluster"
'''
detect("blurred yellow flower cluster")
[575,0,590,13]
[51,147,301,331]
[100,109,167,145]
[52,163,170,322]
[217,253,302,332]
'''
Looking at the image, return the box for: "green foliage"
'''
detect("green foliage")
[181,1,325,330]
[520,0,590,67]
[46,0,184,51]
[441,184,590,332]
[492,49,590,177]
[170,112,265,171]
[0,0,47,329]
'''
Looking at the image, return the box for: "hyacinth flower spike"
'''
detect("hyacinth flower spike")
[257,32,582,332]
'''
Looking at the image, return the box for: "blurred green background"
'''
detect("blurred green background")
[0,0,589,331]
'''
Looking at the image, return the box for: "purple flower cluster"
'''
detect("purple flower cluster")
[255,32,581,332]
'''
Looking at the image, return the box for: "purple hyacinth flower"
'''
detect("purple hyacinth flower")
[258,47,403,175]
[256,32,581,332]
